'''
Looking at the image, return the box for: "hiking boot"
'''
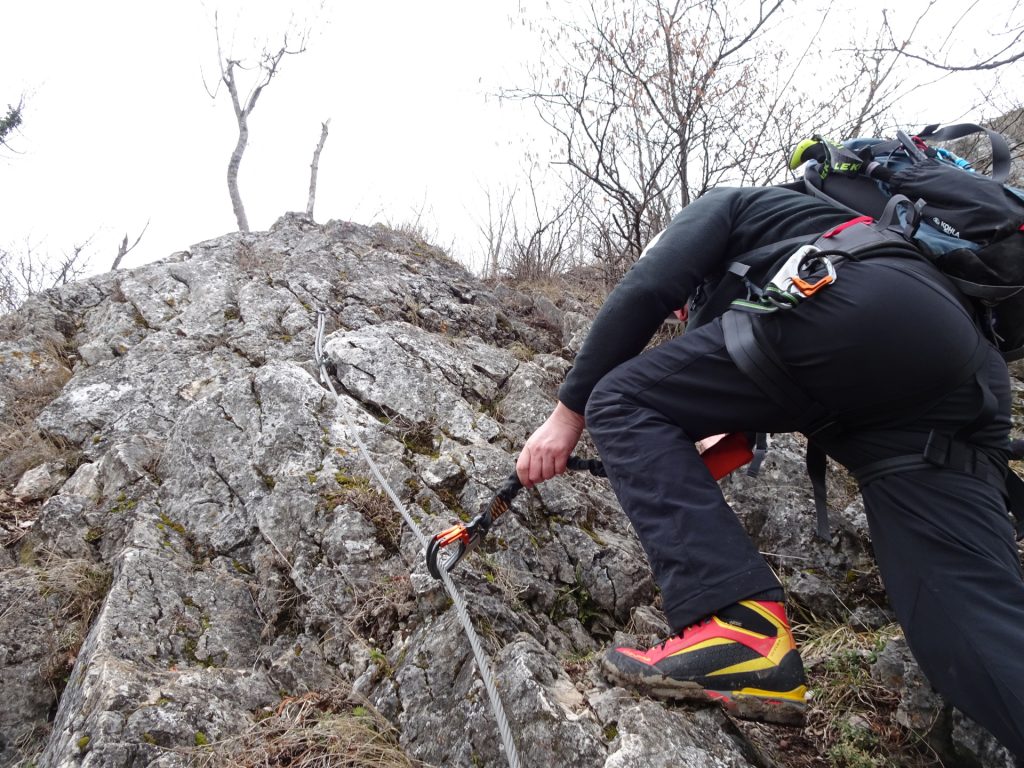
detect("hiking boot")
[601,600,807,725]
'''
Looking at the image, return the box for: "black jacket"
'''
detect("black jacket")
[558,186,856,414]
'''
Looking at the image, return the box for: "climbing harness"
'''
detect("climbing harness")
[728,244,840,315]
[313,310,523,768]
[720,210,1024,541]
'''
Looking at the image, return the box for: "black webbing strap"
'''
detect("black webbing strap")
[806,443,831,540]
[852,432,1024,540]
[722,309,838,540]
[917,123,1012,184]
[722,310,831,428]
[748,431,769,477]
[1008,472,1024,539]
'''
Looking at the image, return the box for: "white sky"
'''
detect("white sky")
[1,1,539,275]
[2,1,1022,280]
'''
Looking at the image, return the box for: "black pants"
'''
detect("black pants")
[585,259,1024,757]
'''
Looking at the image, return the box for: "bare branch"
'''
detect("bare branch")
[306,119,330,218]
[1,95,25,153]
[891,46,1024,72]
[111,221,150,271]
[878,1,1024,71]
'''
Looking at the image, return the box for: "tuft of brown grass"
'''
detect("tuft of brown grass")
[0,554,112,692]
[0,489,40,548]
[739,621,943,768]
[184,688,429,768]
[346,572,415,643]
[0,338,75,486]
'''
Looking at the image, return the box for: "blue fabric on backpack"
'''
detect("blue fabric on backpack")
[794,125,1024,360]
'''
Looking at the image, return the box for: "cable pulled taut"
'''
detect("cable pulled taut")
[314,309,522,768]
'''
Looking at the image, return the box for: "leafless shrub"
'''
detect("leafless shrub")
[0,239,94,314]
[477,171,588,283]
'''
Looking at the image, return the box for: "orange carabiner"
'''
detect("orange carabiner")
[792,273,834,297]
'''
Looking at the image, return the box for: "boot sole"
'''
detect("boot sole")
[601,658,807,727]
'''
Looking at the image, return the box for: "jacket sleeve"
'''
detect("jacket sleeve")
[556,187,744,414]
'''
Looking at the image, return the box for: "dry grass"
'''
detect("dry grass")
[1,554,110,628]
[0,489,40,548]
[0,339,75,486]
[739,621,943,768]
[0,554,112,688]
[234,238,286,276]
[345,572,415,643]
[184,689,428,768]
[326,472,404,555]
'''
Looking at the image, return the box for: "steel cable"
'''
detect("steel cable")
[314,310,522,768]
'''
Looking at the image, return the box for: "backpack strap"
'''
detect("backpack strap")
[799,168,864,216]
[722,233,990,542]
[722,309,840,540]
[852,430,1024,540]
[941,273,1024,303]
[916,123,1012,184]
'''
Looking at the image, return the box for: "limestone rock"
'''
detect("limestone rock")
[13,463,67,502]
[0,215,1018,768]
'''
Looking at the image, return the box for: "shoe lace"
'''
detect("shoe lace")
[655,616,712,651]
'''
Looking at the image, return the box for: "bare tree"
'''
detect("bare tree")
[0,97,23,152]
[110,221,150,271]
[504,0,1006,276]
[507,0,846,268]
[306,120,330,218]
[0,238,94,314]
[207,14,309,232]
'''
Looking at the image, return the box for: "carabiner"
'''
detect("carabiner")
[426,509,492,579]
[425,522,473,579]
[425,458,606,579]
[425,470,521,579]
[791,254,837,297]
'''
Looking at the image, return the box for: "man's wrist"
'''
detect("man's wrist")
[554,401,585,430]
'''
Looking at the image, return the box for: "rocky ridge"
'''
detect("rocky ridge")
[0,213,1018,767]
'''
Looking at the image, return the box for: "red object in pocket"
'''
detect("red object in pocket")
[698,432,754,480]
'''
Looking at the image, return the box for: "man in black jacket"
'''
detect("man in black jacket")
[516,185,1024,756]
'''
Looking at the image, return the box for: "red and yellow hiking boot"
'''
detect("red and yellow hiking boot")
[601,600,807,725]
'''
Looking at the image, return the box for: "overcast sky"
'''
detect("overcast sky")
[1,1,538,275]
[3,1,1022,281]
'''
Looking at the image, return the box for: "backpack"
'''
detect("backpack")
[788,123,1024,360]
[709,125,1024,541]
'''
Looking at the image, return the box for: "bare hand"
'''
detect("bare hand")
[516,402,585,488]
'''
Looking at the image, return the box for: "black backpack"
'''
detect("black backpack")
[789,123,1024,360]
[709,125,1024,541]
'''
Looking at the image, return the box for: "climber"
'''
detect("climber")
[516,185,1024,757]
